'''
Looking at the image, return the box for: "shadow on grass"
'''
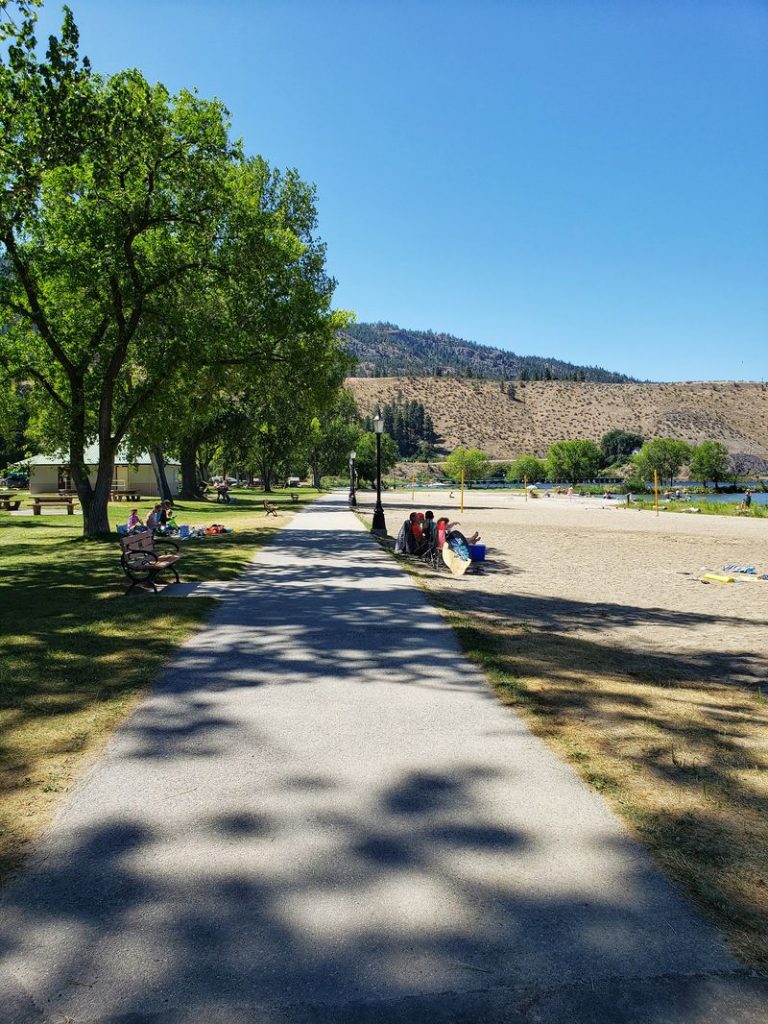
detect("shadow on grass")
[446,616,768,968]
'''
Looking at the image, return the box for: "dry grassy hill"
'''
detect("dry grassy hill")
[346,378,768,464]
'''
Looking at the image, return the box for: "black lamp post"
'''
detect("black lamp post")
[371,414,387,535]
[348,449,357,507]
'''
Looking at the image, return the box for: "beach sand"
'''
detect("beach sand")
[375,491,767,685]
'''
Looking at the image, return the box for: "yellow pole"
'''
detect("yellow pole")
[654,469,659,517]
[524,475,528,502]
[460,468,465,513]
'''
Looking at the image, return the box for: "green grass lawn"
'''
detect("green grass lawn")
[0,488,314,880]
[633,498,768,518]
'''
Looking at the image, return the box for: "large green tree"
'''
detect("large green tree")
[354,431,398,486]
[304,389,360,489]
[689,440,729,489]
[443,446,490,483]
[632,438,692,486]
[600,429,644,467]
[506,455,546,483]
[545,439,602,485]
[0,3,348,533]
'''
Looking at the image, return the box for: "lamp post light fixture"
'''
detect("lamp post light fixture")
[371,414,387,535]
[348,449,357,507]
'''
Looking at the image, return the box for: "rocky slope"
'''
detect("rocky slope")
[345,377,768,466]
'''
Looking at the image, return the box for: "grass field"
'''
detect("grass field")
[447,615,768,970]
[633,498,768,518]
[0,489,311,882]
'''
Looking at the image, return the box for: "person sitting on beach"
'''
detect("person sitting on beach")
[423,510,437,543]
[444,519,481,546]
[409,512,429,554]
[395,517,419,555]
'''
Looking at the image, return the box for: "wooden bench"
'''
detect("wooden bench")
[119,532,181,595]
[263,500,278,516]
[0,496,21,511]
[32,496,76,515]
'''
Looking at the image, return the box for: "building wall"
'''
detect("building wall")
[30,464,181,495]
[30,466,59,494]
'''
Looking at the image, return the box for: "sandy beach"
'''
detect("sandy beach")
[363,491,767,685]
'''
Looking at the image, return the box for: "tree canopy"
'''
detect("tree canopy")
[632,438,692,486]
[600,429,644,466]
[545,440,602,485]
[443,446,490,482]
[689,440,729,489]
[0,2,350,532]
[506,455,546,483]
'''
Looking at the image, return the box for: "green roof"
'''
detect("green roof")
[18,446,179,467]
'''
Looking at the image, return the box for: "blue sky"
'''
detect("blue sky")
[36,0,767,381]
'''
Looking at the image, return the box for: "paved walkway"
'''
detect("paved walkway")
[1,497,765,1023]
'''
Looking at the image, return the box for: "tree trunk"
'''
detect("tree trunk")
[180,440,200,499]
[68,391,112,537]
[261,461,273,493]
[312,465,321,489]
[75,450,113,537]
[149,446,173,501]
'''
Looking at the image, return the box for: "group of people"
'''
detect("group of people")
[395,509,481,558]
[127,500,177,534]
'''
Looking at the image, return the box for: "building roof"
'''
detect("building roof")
[19,445,180,467]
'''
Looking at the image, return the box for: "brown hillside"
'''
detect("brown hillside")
[345,378,768,462]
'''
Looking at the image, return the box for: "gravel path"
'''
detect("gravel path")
[1,495,765,1023]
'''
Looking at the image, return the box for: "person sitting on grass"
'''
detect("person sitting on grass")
[159,499,174,525]
[146,503,163,531]
[126,508,145,533]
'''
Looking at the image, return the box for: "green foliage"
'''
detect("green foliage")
[443,446,490,482]
[689,440,729,488]
[354,431,398,485]
[545,440,602,485]
[600,429,644,466]
[364,397,437,458]
[342,323,635,383]
[507,455,546,483]
[304,390,360,488]
[632,438,693,486]
[0,4,350,531]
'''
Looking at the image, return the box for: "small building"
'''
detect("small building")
[21,446,180,496]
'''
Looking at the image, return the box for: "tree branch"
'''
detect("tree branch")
[1,232,77,377]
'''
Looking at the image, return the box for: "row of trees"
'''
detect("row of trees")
[504,438,736,488]
[0,1,351,535]
[363,399,437,458]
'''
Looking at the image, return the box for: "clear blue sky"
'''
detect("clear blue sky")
[36,0,768,381]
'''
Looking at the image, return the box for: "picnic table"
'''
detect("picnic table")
[31,495,77,515]
[0,493,22,511]
[110,489,141,502]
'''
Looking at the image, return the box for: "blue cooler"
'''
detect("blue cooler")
[469,544,486,561]
[179,524,190,539]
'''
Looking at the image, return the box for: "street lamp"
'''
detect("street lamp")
[348,449,357,507]
[371,414,387,535]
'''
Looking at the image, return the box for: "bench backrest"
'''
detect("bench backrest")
[120,532,155,555]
